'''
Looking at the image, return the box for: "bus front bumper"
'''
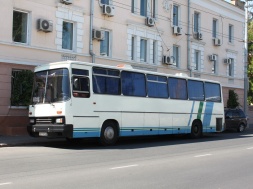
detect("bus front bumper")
[27,124,73,138]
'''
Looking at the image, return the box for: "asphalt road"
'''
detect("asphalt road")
[1,129,253,189]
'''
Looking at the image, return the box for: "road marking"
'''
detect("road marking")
[247,147,253,150]
[110,164,138,170]
[194,154,212,158]
[0,182,12,186]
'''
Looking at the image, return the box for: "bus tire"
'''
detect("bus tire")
[100,121,118,146]
[191,120,202,139]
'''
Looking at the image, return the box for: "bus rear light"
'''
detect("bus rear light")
[29,112,32,115]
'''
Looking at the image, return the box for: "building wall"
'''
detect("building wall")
[0,0,245,135]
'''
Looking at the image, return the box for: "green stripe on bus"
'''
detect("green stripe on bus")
[197,102,204,120]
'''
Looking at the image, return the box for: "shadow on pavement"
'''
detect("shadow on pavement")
[18,126,253,150]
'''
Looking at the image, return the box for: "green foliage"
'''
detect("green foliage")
[227,90,240,108]
[248,21,253,104]
[11,70,34,106]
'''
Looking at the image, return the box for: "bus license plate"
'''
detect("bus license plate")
[39,132,48,137]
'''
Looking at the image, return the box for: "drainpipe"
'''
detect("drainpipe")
[89,0,95,63]
[187,0,192,77]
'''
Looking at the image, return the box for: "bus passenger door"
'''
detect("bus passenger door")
[71,74,99,138]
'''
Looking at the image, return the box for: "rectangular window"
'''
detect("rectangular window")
[168,78,187,100]
[229,24,233,43]
[140,0,147,16]
[72,69,89,76]
[11,69,33,106]
[12,10,28,43]
[228,59,234,77]
[93,68,121,95]
[62,21,73,50]
[212,19,217,38]
[173,5,179,26]
[131,0,135,13]
[147,75,168,98]
[101,0,109,4]
[204,82,221,102]
[188,80,204,101]
[194,50,200,71]
[140,0,156,17]
[153,41,157,64]
[100,31,110,56]
[140,39,147,62]
[212,60,217,74]
[73,77,90,98]
[72,68,90,97]
[121,71,146,97]
[194,12,200,33]
[131,36,135,61]
[173,45,179,67]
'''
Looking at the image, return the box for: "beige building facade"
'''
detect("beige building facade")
[0,0,246,135]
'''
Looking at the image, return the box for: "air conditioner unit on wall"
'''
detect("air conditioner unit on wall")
[209,54,217,61]
[60,0,73,5]
[146,17,155,27]
[195,32,203,40]
[163,56,174,65]
[224,58,232,64]
[102,4,115,17]
[214,38,221,46]
[173,26,182,35]
[92,29,105,41]
[37,19,53,32]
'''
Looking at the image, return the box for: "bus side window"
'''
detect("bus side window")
[72,76,90,98]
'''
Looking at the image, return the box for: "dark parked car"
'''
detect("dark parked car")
[224,108,248,132]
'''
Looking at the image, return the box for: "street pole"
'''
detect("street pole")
[244,0,250,115]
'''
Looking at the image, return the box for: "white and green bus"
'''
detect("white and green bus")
[28,61,224,145]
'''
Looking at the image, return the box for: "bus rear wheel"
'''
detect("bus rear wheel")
[191,121,202,139]
[100,121,118,146]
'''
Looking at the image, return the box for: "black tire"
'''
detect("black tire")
[191,120,202,139]
[237,123,245,133]
[100,121,118,146]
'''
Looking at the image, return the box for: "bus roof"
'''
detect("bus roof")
[34,61,221,84]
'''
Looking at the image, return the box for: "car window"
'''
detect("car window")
[226,111,232,117]
[238,110,245,117]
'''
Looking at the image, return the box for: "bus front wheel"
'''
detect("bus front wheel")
[191,121,202,139]
[100,121,118,146]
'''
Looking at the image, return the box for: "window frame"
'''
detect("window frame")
[228,59,234,77]
[173,5,179,26]
[229,24,234,43]
[188,80,204,101]
[140,38,148,63]
[168,77,187,100]
[92,67,121,95]
[12,10,29,44]
[100,30,111,57]
[121,71,146,97]
[212,19,218,38]
[194,12,200,33]
[194,50,200,71]
[147,74,168,98]
[62,21,74,51]
[173,45,180,67]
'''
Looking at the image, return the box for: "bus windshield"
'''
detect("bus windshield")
[32,68,70,104]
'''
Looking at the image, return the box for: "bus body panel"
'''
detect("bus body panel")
[28,61,225,141]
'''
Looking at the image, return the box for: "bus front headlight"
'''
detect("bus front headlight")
[29,119,35,124]
[55,118,64,124]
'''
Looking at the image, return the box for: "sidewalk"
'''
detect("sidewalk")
[0,135,64,147]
